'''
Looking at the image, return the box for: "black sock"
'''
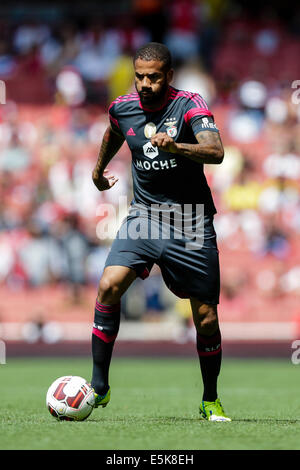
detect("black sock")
[91,301,120,396]
[92,335,115,396]
[196,328,222,402]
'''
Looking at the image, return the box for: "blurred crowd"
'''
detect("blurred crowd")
[0,0,300,321]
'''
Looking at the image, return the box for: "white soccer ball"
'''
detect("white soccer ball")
[46,376,95,421]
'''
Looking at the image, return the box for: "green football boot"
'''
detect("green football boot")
[94,387,111,409]
[199,398,231,422]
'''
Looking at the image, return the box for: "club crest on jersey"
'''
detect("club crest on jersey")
[144,122,157,139]
[164,118,177,138]
[143,141,159,159]
[167,126,177,138]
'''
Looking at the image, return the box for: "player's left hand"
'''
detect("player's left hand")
[151,132,178,153]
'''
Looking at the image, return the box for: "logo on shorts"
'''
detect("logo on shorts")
[144,122,157,139]
[143,141,159,159]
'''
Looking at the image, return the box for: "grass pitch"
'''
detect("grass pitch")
[0,356,300,450]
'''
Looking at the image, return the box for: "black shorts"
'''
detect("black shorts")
[104,205,220,304]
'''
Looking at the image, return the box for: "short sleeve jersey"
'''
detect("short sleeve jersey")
[108,86,219,215]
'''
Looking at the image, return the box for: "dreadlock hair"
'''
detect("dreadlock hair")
[133,42,172,72]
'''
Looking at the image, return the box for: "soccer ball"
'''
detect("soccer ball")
[46,376,95,421]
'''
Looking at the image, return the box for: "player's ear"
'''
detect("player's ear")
[167,68,174,84]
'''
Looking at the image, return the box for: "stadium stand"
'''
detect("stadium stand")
[0,0,299,351]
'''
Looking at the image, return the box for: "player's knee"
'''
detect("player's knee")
[194,304,218,335]
[98,276,122,303]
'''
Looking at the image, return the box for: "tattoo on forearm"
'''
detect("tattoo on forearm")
[176,131,224,164]
[93,126,124,180]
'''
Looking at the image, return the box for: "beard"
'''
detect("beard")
[137,79,169,107]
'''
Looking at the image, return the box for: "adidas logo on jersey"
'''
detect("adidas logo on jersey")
[127,128,136,136]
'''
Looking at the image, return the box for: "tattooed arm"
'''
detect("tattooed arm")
[92,125,125,191]
[176,130,224,164]
[151,131,224,164]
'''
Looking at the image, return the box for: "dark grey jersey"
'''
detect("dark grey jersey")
[108,86,219,215]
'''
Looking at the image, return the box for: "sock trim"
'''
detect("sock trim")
[197,328,222,356]
[92,326,118,343]
[95,300,121,313]
[197,345,222,357]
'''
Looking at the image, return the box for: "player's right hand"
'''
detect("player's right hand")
[93,169,119,191]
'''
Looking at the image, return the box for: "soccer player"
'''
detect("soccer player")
[91,42,231,422]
